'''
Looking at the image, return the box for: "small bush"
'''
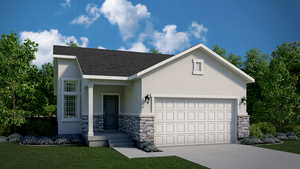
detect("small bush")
[258,122,276,136]
[250,124,263,138]
[250,122,276,138]
[293,125,300,133]
[0,125,11,136]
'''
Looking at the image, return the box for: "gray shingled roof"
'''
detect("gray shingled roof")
[53,45,173,76]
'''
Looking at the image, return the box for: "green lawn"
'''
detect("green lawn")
[257,140,300,154]
[0,143,208,169]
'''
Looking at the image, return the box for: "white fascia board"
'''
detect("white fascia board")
[53,54,76,59]
[130,43,205,79]
[82,75,129,80]
[130,43,255,83]
[200,45,255,83]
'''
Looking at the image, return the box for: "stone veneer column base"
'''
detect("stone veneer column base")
[119,114,154,143]
[238,115,250,139]
[81,115,104,133]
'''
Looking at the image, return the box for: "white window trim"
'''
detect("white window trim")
[192,59,204,75]
[61,78,80,122]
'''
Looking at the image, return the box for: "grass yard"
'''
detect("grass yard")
[0,143,208,169]
[257,140,300,154]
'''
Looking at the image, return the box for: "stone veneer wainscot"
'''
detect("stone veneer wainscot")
[119,114,154,143]
[81,115,104,133]
[237,115,250,138]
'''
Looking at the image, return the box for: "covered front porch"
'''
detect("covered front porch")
[81,79,133,146]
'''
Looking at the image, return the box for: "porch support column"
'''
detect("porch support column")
[88,82,94,136]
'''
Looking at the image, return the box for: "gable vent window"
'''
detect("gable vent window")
[193,59,204,75]
[62,79,79,120]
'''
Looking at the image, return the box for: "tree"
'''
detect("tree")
[212,45,242,68]
[25,63,56,117]
[150,48,160,54]
[243,49,270,122]
[0,33,38,130]
[227,53,243,68]
[68,41,78,47]
[212,45,226,57]
[257,58,299,130]
[271,42,300,94]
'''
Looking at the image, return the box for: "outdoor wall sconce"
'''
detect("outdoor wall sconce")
[241,96,247,104]
[144,94,152,104]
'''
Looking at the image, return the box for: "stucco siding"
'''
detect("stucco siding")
[141,48,247,115]
[123,79,142,115]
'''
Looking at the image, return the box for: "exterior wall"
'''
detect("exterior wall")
[140,48,250,142]
[56,59,82,134]
[141,49,247,115]
[123,80,142,115]
[119,114,154,143]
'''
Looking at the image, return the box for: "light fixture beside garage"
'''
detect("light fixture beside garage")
[241,96,247,104]
[144,94,152,104]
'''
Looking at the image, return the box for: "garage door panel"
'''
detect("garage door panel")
[154,98,236,146]
[186,134,197,144]
[177,135,185,144]
[187,111,196,120]
[177,111,185,120]
[166,123,175,132]
[176,123,185,132]
[166,112,175,121]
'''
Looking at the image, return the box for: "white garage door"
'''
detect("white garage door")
[154,97,236,146]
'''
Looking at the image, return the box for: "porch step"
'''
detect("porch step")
[108,136,134,148]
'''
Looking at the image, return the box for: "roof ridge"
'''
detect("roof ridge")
[53,45,173,56]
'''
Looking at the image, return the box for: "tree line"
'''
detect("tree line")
[0,33,299,135]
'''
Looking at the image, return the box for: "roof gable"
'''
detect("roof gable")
[132,44,255,83]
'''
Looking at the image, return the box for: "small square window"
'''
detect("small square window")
[193,59,204,75]
[64,80,76,92]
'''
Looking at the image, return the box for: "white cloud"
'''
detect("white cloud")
[119,41,149,53]
[61,0,71,8]
[71,3,101,26]
[97,46,106,49]
[100,0,150,40]
[189,21,208,42]
[152,25,190,54]
[20,29,89,66]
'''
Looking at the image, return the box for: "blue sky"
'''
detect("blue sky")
[0,0,299,65]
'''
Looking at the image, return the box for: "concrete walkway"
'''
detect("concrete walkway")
[114,144,300,169]
[113,146,172,158]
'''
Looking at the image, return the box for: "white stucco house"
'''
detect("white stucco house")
[53,43,254,147]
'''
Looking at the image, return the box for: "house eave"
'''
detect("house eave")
[82,75,130,80]
[53,54,76,59]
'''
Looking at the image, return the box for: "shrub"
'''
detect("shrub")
[250,124,263,138]
[250,122,276,138]
[16,117,57,136]
[293,125,300,133]
[0,125,11,136]
[258,122,276,136]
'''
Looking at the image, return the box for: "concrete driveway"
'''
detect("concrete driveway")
[160,144,300,169]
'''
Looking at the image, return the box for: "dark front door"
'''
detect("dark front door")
[103,95,119,130]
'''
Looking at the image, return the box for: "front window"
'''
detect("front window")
[63,80,79,120]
